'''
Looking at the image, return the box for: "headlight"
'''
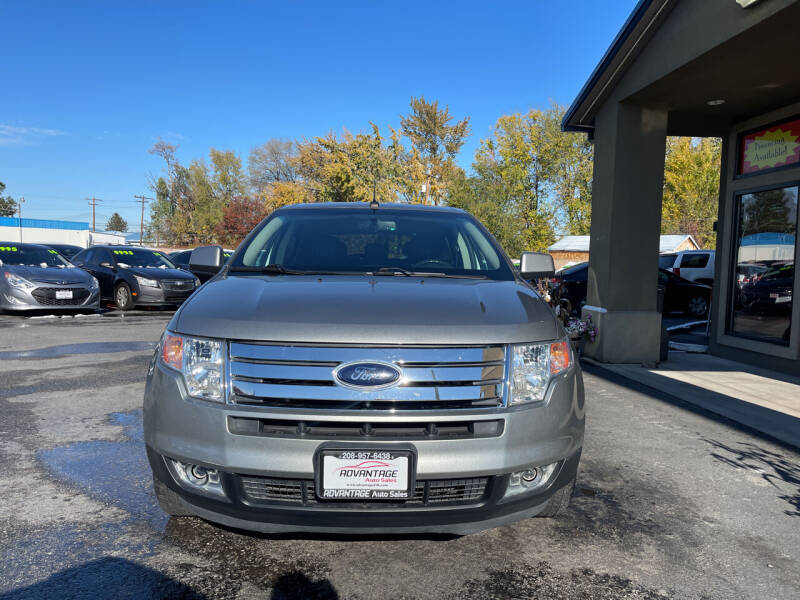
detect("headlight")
[90,276,100,290]
[161,332,225,402]
[135,275,159,288]
[510,339,572,405]
[193,277,201,288]
[3,272,36,291]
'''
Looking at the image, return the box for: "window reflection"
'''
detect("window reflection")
[730,185,797,345]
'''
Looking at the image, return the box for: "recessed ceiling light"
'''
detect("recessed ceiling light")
[707,99,726,106]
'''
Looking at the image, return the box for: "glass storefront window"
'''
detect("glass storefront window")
[729,184,797,345]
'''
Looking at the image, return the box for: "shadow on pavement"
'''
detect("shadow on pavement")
[0,557,206,600]
[702,438,800,517]
[270,572,339,600]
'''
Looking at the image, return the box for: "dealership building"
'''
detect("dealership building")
[563,0,800,375]
[0,217,126,247]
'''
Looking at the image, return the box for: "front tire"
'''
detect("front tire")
[153,479,192,517]
[687,296,708,317]
[114,282,135,311]
[536,475,576,518]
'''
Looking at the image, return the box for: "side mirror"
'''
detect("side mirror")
[189,245,224,275]
[519,252,555,279]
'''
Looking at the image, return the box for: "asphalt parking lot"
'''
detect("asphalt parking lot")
[0,311,798,599]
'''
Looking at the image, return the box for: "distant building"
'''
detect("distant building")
[548,234,698,269]
[0,217,126,247]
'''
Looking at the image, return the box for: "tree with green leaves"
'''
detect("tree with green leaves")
[400,96,470,205]
[295,124,424,204]
[0,182,16,217]
[148,140,251,245]
[662,137,721,248]
[448,104,592,255]
[472,109,558,251]
[105,212,128,233]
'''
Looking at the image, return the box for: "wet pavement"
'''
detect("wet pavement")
[0,312,799,599]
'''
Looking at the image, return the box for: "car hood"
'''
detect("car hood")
[3,264,92,285]
[120,266,194,280]
[173,275,560,345]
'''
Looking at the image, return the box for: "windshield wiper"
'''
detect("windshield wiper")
[228,264,307,274]
[368,267,488,279]
[371,267,414,276]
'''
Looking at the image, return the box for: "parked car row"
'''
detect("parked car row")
[551,262,712,318]
[0,241,230,313]
[735,260,794,313]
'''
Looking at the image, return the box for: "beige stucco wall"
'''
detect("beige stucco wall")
[550,251,589,270]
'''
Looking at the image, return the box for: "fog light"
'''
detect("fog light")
[504,461,560,499]
[187,465,209,485]
[4,293,27,305]
[167,458,225,498]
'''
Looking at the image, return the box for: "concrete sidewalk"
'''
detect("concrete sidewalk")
[588,351,800,449]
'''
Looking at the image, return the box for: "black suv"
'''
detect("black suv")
[73,246,199,310]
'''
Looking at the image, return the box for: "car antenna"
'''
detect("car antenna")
[370,173,379,210]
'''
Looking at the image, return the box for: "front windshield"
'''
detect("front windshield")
[113,249,176,269]
[0,245,72,268]
[231,208,515,280]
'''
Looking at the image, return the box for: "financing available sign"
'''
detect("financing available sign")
[739,117,800,175]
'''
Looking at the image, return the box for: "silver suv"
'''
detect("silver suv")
[143,203,585,534]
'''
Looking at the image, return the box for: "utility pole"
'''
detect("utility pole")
[87,197,103,232]
[134,195,152,247]
[17,197,24,242]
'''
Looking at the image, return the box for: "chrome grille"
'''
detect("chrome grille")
[228,343,507,410]
[160,280,195,291]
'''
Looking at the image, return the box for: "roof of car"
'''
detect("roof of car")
[0,242,52,249]
[86,245,152,250]
[277,202,465,214]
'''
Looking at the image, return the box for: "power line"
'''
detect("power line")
[134,195,153,245]
[86,197,103,232]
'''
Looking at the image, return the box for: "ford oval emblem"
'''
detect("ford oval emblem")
[333,361,402,390]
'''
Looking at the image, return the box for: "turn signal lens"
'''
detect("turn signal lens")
[549,340,571,375]
[162,332,184,370]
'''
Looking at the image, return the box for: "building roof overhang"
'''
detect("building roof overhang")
[562,0,667,133]
[563,0,800,137]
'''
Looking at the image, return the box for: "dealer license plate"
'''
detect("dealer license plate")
[55,290,73,300]
[318,449,413,500]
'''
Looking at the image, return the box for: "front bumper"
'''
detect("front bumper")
[1,284,99,311]
[144,360,585,534]
[135,284,195,306]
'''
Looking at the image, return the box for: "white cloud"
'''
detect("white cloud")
[0,124,66,146]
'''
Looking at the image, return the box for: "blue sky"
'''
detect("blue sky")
[1,0,637,230]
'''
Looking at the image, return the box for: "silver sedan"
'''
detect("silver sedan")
[0,243,100,312]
